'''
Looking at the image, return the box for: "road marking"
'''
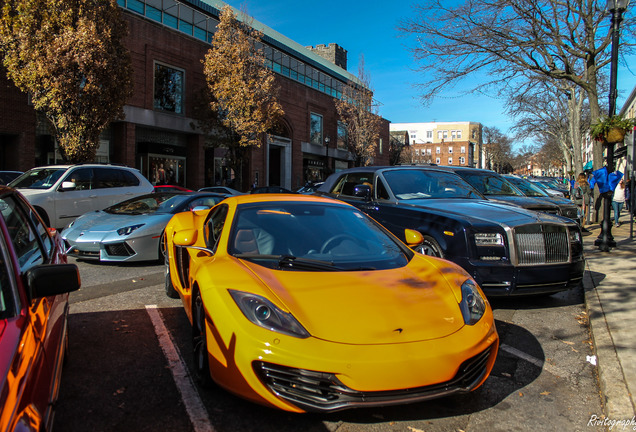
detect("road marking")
[145,305,215,432]
[500,344,566,377]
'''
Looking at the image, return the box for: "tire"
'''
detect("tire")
[414,235,444,258]
[192,287,214,387]
[164,243,179,299]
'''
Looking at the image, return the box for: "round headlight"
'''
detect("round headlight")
[255,305,271,321]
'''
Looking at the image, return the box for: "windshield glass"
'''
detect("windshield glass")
[457,172,523,196]
[506,177,548,197]
[9,168,66,190]
[229,202,410,271]
[382,169,482,200]
[105,193,190,215]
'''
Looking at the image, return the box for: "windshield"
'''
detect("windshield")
[229,202,410,271]
[506,177,548,197]
[105,193,190,215]
[382,169,482,200]
[9,168,66,190]
[456,172,523,197]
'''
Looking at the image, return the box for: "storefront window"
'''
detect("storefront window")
[154,63,184,114]
[310,113,322,145]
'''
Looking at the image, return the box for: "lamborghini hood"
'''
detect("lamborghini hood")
[239,260,466,345]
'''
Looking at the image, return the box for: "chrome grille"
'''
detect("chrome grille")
[253,346,495,412]
[514,224,569,265]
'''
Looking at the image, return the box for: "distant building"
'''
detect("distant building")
[390,121,483,167]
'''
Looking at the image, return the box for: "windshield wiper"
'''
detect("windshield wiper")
[234,254,341,271]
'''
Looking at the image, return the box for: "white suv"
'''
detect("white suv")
[9,164,154,229]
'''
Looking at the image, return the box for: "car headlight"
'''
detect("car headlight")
[229,290,310,338]
[569,228,581,243]
[459,279,486,325]
[117,224,145,236]
[475,232,504,246]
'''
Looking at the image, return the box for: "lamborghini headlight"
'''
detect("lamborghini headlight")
[117,224,144,236]
[229,290,310,338]
[459,279,486,325]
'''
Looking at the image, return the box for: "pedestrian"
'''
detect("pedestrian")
[612,178,626,227]
[576,173,592,225]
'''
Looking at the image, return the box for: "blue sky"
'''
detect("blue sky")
[221,0,636,147]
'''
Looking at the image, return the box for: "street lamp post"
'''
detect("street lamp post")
[324,136,330,180]
[596,0,629,252]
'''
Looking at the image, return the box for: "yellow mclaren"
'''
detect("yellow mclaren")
[164,194,498,413]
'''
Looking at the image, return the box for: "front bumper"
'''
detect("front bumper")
[204,309,499,413]
[63,231,159,262]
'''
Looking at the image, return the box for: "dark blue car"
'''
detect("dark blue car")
[317,166,584,297]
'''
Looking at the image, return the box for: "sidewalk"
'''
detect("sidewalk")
[582,213,636,420]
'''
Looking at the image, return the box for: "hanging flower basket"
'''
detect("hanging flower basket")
[590,115,636,143]
[605,127,626,143]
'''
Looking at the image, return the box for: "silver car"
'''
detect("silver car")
[61,192,227,262]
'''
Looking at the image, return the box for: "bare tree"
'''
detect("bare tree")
[483,127,514,172]
[399,0,633,170]
[335,57,382,167]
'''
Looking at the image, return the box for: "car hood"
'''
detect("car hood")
[238,258,466,344]
[481,195,560,211]
[398,199,565,226]
[63,210,168,233]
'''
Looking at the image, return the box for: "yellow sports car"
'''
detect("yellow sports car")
[164,194,498,413]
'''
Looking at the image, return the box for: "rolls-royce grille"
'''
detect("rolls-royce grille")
[253,346,494,412]
[514,224,569,265]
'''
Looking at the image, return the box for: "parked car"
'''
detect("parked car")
[198,186,244,195]
[0,170,22,185]
[293,181,324,194]
[9,164,154,229]
[503,174,582,225]
[62,192,227,262]
[441,166,568,218]
[163,194,498,412]
[249,186,294,194]
[316,166,585,297]
[528,177,569,198]
[0,186,81,432]
[153,184,193,193]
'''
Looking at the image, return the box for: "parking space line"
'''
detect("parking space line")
[145,305,215,432]
[500,344,566,377]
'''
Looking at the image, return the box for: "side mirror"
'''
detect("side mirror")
[353,184,372,200]
[25,264,81,301]
[404,229,424,247]
[173,229,198,246]
[60,181,76,191]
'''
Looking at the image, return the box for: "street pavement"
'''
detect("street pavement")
[583,211,636,423]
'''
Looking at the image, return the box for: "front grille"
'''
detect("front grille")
[105,242,135,257]
[254,345,495,412]
[514,224,569,265]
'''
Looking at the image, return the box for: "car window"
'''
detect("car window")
[204,204,228,252]
[0,232,19,319]
[377,177,390,200]
[0,195,45,272]
[332,173,374,197]
[383,169,481,200]
[64,167,93,191]
[94,168,140,189]
[9,168,66,189]
[25,199,53,255]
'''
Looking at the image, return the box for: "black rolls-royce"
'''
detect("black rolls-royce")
[316,166,585,297]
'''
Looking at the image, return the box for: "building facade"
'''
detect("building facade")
[389,121,483,167]
[0,0,389,190]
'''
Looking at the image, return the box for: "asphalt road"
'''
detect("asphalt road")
[54,258,605,432]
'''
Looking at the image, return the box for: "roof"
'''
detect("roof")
[188,0,363,87]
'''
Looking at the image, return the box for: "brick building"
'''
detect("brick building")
[0,0,389,190]
[390,121,483,167]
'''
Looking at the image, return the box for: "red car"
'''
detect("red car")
[0,186,80,432]
[153,184,192,193]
